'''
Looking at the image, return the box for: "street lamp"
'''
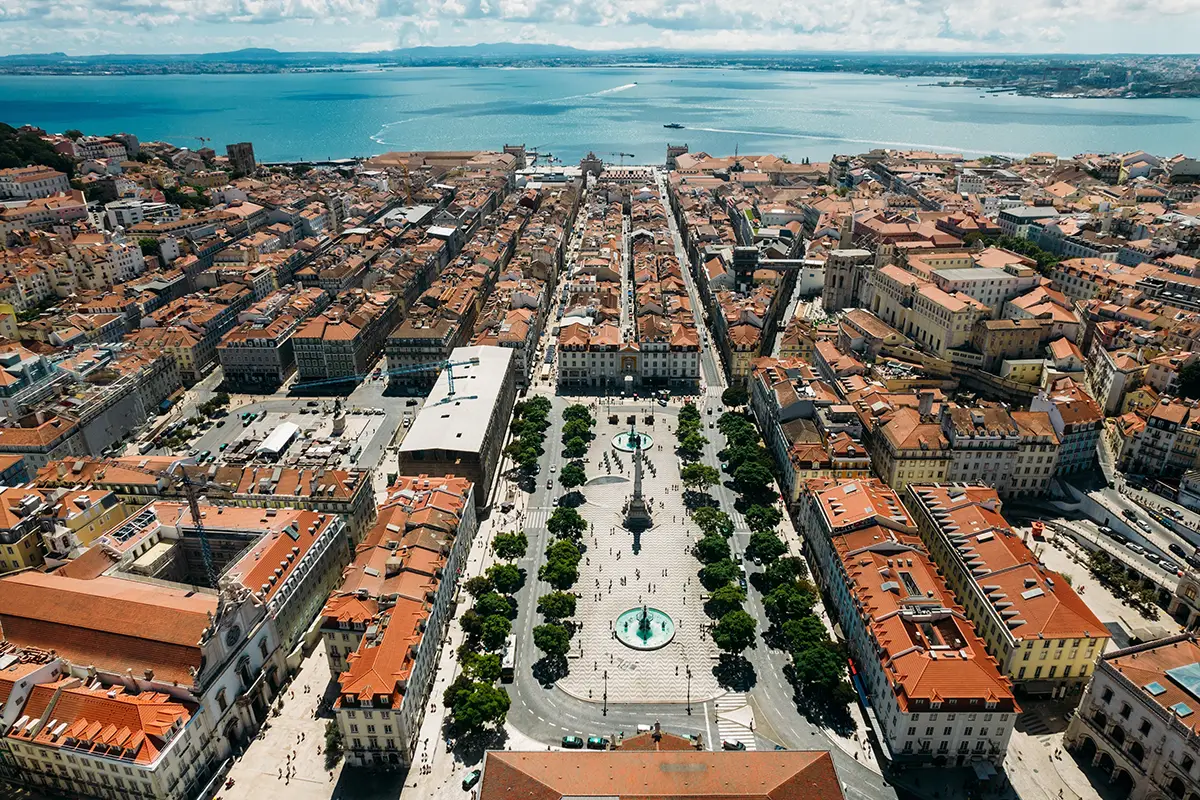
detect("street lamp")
[686,667,692,715]
[603,670,608,716]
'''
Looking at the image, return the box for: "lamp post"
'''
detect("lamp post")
[603,670,608,716]
[686,667,692,715]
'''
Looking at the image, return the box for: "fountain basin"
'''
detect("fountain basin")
[614,606,676,650]
[612,431,654,452]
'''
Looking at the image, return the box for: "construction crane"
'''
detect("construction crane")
[291,357,481,394]
[107,458,225,588]
[609,152,636,165]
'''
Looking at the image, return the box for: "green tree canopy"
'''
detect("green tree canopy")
[486,563,524,595]
[792,644,847,691]
[781,616,830,654]
[537,591,577,620]
[480,614,512,651]
[712,609,757,653]
[678,402,701,424]
[463,575,493,597]
[681,463,720,493]
[533,622,572,657]
[693,506,734,538]
[563,436,588,459]
[545,538,582,566]
[559,461,587,491]
[705,583,746,618]
[445,680,511,735]
[745,504,782,532]
[563,404,595,426]
[461,652,502,684]
[733,461,776,503]
[677,432,708,463]
[538,558,579,589]
[474,592,516,620]
[747,531,788,564]
[562,418,593,442]
[717,411,755,439]
[548,507,587,540]
[722,386,748,407]
[699,558,740,591]
[695,533,732,564]
[492,531,528,560]
[764,582,817,624]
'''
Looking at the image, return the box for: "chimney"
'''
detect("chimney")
[918,391,933,417]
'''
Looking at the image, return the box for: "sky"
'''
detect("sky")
[1,0,1200,55]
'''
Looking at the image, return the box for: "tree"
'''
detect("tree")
[564,436,588,459]
[720,443,770,475]
[464,575,494,597]
[492,531,528,560]
[717,412,754,439]
[722,386,748,407]
[764,582,816,623]
[563,404,595,427]
[747,531,788,564]
[712,610,757,653]
[733,461,776,503]
[547,507,587,540]
[446,681,511,735]
[64,129,84,141]
[693,506,734,538]
[538,558,579,589]
[681,463,720,494]
[761,557,809,590]
[695,533,732,564]
[781,616,830,654]
[480,614,512,651]
[562,419,593,443]
[677,432,708,463]
[559,461,587,491]
[699,558,740,590]
[792,644,847,690]
[705,583,746,618]
[679,402,701,424]
[137,237,160,258]
[486,563,523,595]
[474,592,516,620]
[545,539,581,567]
[462,652,502,684]
[745,504,782,532]
[537,591,577,620]
[533,623,572,657]
[459,609,484,640]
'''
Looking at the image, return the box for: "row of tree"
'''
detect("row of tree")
[676,402,710,463]
[506,396,553,475]
[561,403,596,460]
[536,410,587,662]
[442,531,530,737]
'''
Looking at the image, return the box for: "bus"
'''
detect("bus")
[501,635,517,683]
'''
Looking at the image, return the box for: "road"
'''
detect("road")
[494,167,898,800]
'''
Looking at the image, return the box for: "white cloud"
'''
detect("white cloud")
[1,0,1199,53]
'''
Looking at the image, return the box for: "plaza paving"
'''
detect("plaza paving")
[556,413,723,705]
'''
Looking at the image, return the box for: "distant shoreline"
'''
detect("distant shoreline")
[1,54,1198,98]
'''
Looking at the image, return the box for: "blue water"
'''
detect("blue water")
[1,67,1198,163]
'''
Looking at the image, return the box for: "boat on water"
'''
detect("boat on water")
[663,123,684,129]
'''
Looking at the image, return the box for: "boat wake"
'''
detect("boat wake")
[686,126,1026,158]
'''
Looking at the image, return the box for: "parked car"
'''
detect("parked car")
[562,736,584,749]
[586,736,609,750]
[1162,560,1180,574]
[1136,519,1153,533]
[462,769,481,790]
[1170,543,1188,559]
[722,740,747,751]
[1127,543,1146,555]
[1123,508,1139,521]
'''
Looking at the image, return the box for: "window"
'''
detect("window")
[944,727,953,736]
[1183,755,1195,773]
[1139,720,1152,736]
[1102,688,1113,703]
[925,727,934,736]
[1120,703,1132,720]
[964,727,973,736]
[216,688,228,712]
[907,727,916,736]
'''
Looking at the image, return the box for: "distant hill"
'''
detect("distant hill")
[0,43,589,65]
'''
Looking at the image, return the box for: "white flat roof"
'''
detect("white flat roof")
[398,346,513,456]
[257,422,300,455]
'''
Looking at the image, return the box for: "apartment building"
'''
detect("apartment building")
[217,314,302,389]
[798,478,1018,770]
[0,486,48,574]
[293,292,398,383]
[906,484,1109,696]
[0,166,71,200]
[328,475,476,768]
[1030,377,1103,475]
[1064,634,1200,800]
[867,396,953,492]
[1124,398,1200,478]
[386,317,466,389]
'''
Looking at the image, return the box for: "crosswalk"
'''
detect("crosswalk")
[524,506,553,531]
[714,693,757,750]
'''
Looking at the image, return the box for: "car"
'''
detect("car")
[462,769,481,790]
[1136,519,1153,533]
[547,480,554,489]
[1170,543,1188,558]
[219,443,228,451]
[307,401,319,407]
[299,407,309,414]
[1127,543,1146,555]
[586,736,609,750]
[562,736,584,749]
[1145,553,1161,564]
[722,740,747,751]
[199,450,210,461]
[1162,560,1180,574]
[1111,532,1128,545]
[1123,508,1139,521]
[216,420,225,428]
[709,422,715,429]
[550,464,556,472]
[406,399,419,406]
[706,407,713,415]
[402,418,411,428]
[738,574,748,591]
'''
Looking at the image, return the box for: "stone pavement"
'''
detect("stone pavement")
[556,418,722,705]
[223,640,344,800]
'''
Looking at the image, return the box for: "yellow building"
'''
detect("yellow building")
[46,489,130,549]
[869,405,952,491]
[906,483,1110,696]
[0,486,48,574]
